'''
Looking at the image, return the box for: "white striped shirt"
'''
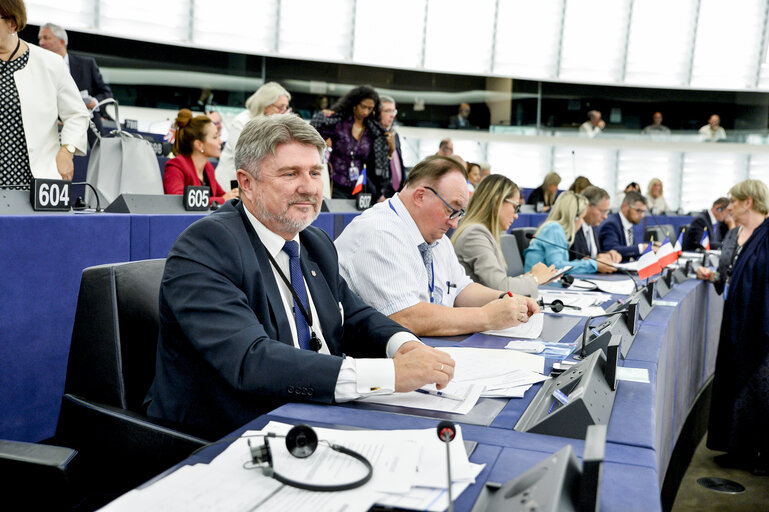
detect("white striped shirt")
[335,193,472,316]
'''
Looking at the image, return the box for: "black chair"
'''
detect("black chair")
[53,260,208,502]
[510,227,537,258]
[500,234,525,277]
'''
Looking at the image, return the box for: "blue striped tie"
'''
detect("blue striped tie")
[282,241,311,350]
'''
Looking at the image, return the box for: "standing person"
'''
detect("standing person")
[163,109,238,205]
[579,110,604,138]
[523,192,614,274]
[452,174,558,297]
[699,114,726,142]
[311,85,390,200]
[215,82,291,191]
[641,112,671,135]
[645,178,670,213]
[707,179,769,474]
[38,22,112,142]
[379,95,405,198]
[0,1,89,186]
[684,197,733,251]
[146,114,454,438]
[526,171,561,212]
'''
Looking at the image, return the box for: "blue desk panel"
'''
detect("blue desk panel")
[0,214,132,441]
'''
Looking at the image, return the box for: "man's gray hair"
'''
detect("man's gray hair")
[623,190,647,207]
[41,23,68,45]
[235,114,325,178]
[581,185,610,206]
[379,95,395,105]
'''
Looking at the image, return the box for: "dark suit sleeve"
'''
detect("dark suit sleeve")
[162,219,343,403]
[87,58,113,102]
[569,229,587,260]
[599,216,640,261]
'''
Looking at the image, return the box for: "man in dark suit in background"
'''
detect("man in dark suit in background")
[570,186,621,271]
[39,23,113,140]
[599,191,654,262]
[145,114,454,438]
[683,197,732,251]
[378,95,405,199]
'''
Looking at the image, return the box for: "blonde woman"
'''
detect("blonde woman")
[524,191,612,274]
[215,82,291,191]
[526,171,561,212]
[452,175,558,297]
[646,178,669,213]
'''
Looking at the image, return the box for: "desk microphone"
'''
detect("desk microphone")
[578,306,637,359]
[647,210,673,240]
[70,182,103,212]
[525,233,640,292]
[437,420,456,512]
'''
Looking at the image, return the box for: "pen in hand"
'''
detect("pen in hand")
[415,388,464,401]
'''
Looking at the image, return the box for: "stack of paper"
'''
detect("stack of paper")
[98,421,485,512]
[358,380,484,415]
[571,277,636,295]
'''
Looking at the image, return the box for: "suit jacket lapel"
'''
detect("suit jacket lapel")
[299,243,341,355]
[235,201,294,346]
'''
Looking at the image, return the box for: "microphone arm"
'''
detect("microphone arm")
[525,232,640,292]
[580,308,632,359]
[437,421,456,512]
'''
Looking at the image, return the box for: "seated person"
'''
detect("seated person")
[684,197,732,251]
[145,114,454,438]
[163,109,238,205]
[523,192,614,274]
[570,186,621,269]
[451,174,558,296]
[335,155,540,337]
[645,178,670,213]
[526,171,561,212]
[599,191,651,262]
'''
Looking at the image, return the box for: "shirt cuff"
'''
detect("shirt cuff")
[334,357,395,402]
[385,331,422,358]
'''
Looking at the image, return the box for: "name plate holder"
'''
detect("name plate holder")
[30,179,72,212]
[183,186,211,211]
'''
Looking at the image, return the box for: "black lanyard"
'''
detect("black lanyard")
[1,38,21,65]
[263,246,321,351]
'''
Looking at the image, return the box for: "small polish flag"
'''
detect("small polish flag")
[637,243,663,280]
[352,165,367,195]
[700,230,710,251]
[656,236,678,268]
[674,228,684,255]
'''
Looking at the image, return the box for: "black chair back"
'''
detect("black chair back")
[511,227,537,258]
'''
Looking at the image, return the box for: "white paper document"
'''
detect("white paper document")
[358,381,483,415]
[482,312,544,338]
[377,462,485,512]
[440,346,545,376]
[571,277,636,295]
[616,366,650,383]
[538,291,609,317]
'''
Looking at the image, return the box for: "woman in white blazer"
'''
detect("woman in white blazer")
[1,2,88,185]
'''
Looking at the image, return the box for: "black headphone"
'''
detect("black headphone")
[537,297,581,313]
[246,424,373,492]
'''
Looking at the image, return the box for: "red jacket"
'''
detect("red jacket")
[163,155,227,204]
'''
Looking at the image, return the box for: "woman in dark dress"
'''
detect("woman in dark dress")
[311,85,390,200]
[707,179,769,474]
[526,171,561,212]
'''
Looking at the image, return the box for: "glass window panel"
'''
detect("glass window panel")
[559,0,631,83]
[278,0,354,62]
[617,150,681,211]
[624,0,696,87]
[552,147,615,195]
[493,0,561,80]
[423,0,496,74]
[99,0,189,43]
[353,0,425,69]
[487,142,550,189]
[691,0,765,89]
[193,1,277,54]
[748,155,769,185]
[680,153,746,212]
[25,1,93,30]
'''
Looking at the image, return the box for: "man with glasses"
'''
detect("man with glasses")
[335,155,539,337]
[683,197,733,251]
[570,186,621,272]
[599,191,652,262]
[379,95,405,198]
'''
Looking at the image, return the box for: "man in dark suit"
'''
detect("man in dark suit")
[569,186,621,271]
[378,95,406,199]
[448,103,475,129]
[599,191,653,262]
[145,114,454,438]
[683,197,732,251]
[39,23,113,139]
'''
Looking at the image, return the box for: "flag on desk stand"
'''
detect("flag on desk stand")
[637,243,663,280]
[700,229,710,251]
[674,228,685,256]
[352,165,367,195]
[656,236,678,268]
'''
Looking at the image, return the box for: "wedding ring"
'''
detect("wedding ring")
[439,363,444,372]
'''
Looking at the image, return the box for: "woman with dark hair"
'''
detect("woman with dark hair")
[311,85,391,199]
[164,109,238,205]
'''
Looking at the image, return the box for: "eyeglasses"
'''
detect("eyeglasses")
[504,198,521,213]
[424,186,465,220]
[268,102,290,113]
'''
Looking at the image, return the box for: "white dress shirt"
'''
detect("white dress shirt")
[335,193,473,316]
[582,223,598,258]
[619,211,644,253]
[243,206,416,401]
